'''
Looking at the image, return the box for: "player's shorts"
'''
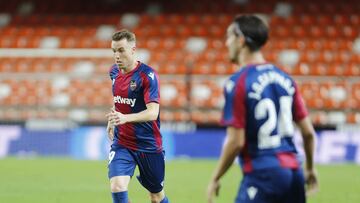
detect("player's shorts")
[108,144,165,193]
[235,167,305,203]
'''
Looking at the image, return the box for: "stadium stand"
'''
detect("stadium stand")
[0,0,359,126]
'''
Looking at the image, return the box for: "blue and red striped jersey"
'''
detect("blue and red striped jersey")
[222,63,308,173]
[109,61,162,152]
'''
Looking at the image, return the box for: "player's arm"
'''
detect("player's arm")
[107,66,118,140]
[207,127,245,203]
[212,127,245,181]
[121,102,159,123]
[208,77,246,203]
[106,105,115,141]
[296,117,318,195]
[106,102,159,125]
[292,81,318,194]
[296,117,315,172]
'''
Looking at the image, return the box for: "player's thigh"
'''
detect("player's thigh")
[135,151,165,193]
[108,146,136,179]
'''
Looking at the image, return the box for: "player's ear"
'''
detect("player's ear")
[131,46,136,54]
[237,36,246,48]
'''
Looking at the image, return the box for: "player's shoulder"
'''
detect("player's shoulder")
[138,62,158,74]
[109,64,119,79]
[271,64,291,75]
[224,67,249,94]
[250,63,293,78]
[270,64,296,83]
[138,62,159,80]
[229,66,250,83]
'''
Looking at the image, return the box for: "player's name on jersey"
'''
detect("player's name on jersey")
[113,96,136,107]
[249,70,295,101]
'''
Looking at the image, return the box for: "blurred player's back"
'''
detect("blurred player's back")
[224,63,307,173]
[208,15,317,203]
[222,62,310,203]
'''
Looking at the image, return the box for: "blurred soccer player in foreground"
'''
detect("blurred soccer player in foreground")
[207,15,318,203]
[106,30,170,203]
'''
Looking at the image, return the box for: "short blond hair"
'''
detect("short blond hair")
[112,29,136,44]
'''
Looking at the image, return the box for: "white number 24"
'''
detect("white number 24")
[255,96,294,149]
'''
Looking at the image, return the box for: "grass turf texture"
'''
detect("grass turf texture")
[0,158,359,203]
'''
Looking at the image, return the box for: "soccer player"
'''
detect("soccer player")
[207,15,318,203]
[106,30,170,203]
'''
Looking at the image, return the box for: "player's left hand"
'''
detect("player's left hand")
[207,179,220,203]
[305,169,319,196]
[106,110,128,125]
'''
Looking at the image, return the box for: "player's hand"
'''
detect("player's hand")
[305,169,319,196]
[106,110,128,125]
[106,121,114,141]
[207,179,220,203]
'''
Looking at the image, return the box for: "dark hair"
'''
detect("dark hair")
[233,15,268,52]
[112,29,136,43]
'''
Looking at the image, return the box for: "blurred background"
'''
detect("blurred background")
[0,0,359,202]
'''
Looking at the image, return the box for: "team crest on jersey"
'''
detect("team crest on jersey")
[130,80,137,91]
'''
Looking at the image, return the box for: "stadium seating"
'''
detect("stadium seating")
[0,0,359,125]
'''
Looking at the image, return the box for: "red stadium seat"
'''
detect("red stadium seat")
[346,112,359,124]
[185,15,201,25]
[161,61,187,75]
[192,61,213,74]
[160,80,188,108]
[317,15,333,25]
[168,14,185,25]
[345,63,360,76]
[350,14,360,26]
[159,25,177,37]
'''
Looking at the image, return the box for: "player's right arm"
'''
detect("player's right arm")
[207,75,247,203]
[207,127,245,203]
[106,106,115,141]
[107,65,118,141]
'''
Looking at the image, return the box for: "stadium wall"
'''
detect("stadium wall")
[0,125,359,164]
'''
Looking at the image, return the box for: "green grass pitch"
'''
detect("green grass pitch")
[0,158,359,203]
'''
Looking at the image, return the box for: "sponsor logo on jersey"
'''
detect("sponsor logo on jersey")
[113,96,136,107]
[130,80,137,91]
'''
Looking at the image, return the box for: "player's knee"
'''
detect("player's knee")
[149,191,165,203]
[110,182,128,192]
[110,176,130,192]
[110,178,129,192]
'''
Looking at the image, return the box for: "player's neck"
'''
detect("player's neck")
[238,50,266,67]
[121,60,139,74]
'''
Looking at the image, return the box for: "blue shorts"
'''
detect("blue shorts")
[236,168,305,203]
[108,145,165,193]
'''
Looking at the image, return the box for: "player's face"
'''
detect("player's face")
[111,39,136,70]
[225,24,241,64]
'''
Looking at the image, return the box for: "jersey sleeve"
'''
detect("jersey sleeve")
[292,81,309,122]
[221,74,247,128]
[142,71,160,104]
